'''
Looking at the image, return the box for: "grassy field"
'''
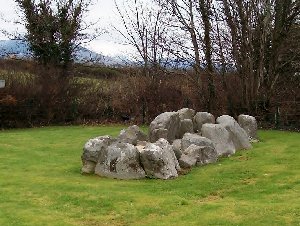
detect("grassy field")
[0,126,299,226]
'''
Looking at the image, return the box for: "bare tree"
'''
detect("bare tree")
[156,0,299,114]
[213,3,235,114]
[164,0,217,111]
[198,0,215,111]
[114,0,173,76]
[221,0,300,111]
[168,0,202,82]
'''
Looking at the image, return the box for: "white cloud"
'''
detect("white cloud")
[0,0,135,56]
[85,39,135,57]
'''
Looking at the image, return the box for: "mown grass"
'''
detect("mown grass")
[0,126,299,226]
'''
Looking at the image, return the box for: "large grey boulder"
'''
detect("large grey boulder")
[172,139,183,159]
[177,108,196,120]
[81,136,114,174]
[177,119,194,138]
[183,144,218,166]
[201,123,236,156]
[238,114,258,140]
[95,142,145,179]
[149,112,181,143]
[181,133,214,151]
[217,115,252,150]
[193,112,215,132]
[117,125,148,145]
[140,138,179,179]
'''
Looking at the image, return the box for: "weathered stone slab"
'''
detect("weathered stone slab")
[177,119,194,138]
[118,125,148,145]
[149,112,180,143]
[181,133,214,151]
[178,153,197,168]
[201,123,236,156]
[140,139,179,179]
[183,144,218,166]
[95,142,145,179]
[177,108,196,120]
[193,112,215,133]
[81,136,114,174]
[172,139,183,159]
[217,115,252,150]
[238,114,258,140]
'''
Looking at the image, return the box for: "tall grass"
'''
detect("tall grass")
[0,69,36,87]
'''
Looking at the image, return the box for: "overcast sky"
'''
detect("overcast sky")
[0,0,134,56]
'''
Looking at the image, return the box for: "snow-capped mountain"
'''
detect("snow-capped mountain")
[0,39,130,66]
[0,39,31,59]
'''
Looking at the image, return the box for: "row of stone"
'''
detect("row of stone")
[81,133,214,180]
[81,133,178,179]
[81,109,258,180]
[149,108,257,144]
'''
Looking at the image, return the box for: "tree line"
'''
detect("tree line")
[116,0,299,113]
[0,0,299,127]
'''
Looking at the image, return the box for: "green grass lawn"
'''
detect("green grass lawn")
[0,126,299,226]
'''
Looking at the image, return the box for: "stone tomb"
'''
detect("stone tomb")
[81,108,258,180]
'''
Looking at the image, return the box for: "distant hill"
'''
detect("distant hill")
[0,39,130,66]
